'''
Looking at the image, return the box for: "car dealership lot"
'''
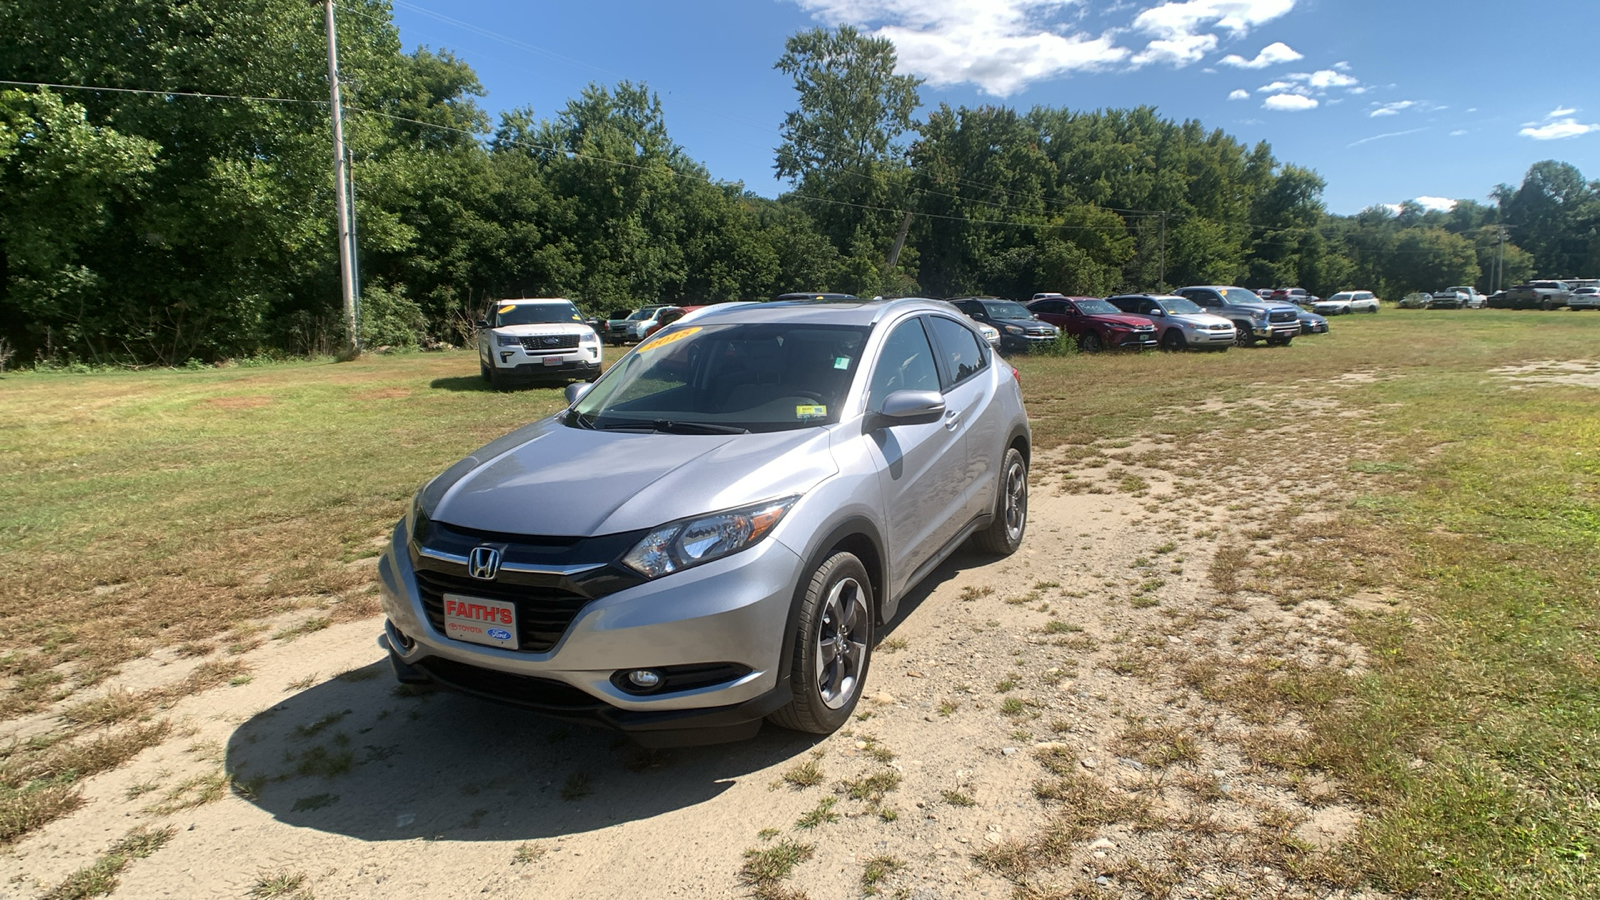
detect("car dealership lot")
[2,310,1597,898]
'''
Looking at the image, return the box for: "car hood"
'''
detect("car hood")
[1088,313,1156,329]
[1297,310,1328,322]
[1169,313,1233,328]
[992,316,1054,329]
[492,323,592,336]
[425,418,839,537]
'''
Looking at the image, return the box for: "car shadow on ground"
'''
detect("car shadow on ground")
[224,545,994,842]
[427,376,497,392]
[224,663,818,842]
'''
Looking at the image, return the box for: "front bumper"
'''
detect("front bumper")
[491,355,602,381]
[1109,332,1159,351]
[377,519,803,741]
[1298,319,1329,335]
[1185,328,1236,348]
[1000,332,1061,352]
[1251,322,1301,339]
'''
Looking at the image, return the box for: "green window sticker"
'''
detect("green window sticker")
[833,357,851,370]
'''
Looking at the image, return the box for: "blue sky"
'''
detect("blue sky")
[388,0,1600,215]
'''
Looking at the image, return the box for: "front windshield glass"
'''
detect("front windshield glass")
[1072,299,1119,316]
[495,303,583,326]
[1158,297,1203,315]
[981,301,1033,319]
[1219,288,1263,305]
[568,323,870,434]
[627,307,664,321]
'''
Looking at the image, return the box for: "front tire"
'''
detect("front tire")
[480,358,491,381]
[974,447,1028,556]
[1235,326,1257,347]
[769,553,874,735]
[1078,332,1104,353]
[1159,330,1186,352]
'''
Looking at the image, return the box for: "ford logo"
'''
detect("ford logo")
[487,628,512,641]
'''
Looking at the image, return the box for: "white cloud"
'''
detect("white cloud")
[791,0,1131,96]
[1346,127,1425,147]
[1131,0,1297,68]
[1263,93,1317,111]
[1257,79,1299,93]
[788,0,1304,93]
[1133,0,1296,38]
[1380,203,1402,215]
[1228,88,1251,100]
[1370,100,1416,117]
[1549,106,1577,117]
[1450,129,1468,136]
[1305,69,1357,89]
[1520,118,1600,140]
[1131,31,1218,66]
[1414,196,1456,211]
[1218,40,1302,68]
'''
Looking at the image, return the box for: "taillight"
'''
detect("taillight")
[1010,365,1020,384]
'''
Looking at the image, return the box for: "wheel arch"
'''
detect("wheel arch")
[777,517,888,682]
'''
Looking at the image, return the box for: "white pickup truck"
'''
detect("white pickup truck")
[1429,286,1486,309]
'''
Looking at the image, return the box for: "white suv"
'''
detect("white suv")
[477,298,602,389]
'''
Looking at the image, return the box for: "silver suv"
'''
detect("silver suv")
[379,298,1031,745]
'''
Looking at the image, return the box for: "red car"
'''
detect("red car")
[1025,296,1159,352]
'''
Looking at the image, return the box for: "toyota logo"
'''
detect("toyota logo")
[468,546,501,580]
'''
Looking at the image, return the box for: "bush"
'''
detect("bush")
[359,283,428,349]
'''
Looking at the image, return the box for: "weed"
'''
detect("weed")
[286,673,318,691]
[941,790,976,807]
[43,826,175,900]
[795,796,839,829]
[740,838,814,888]
[781,758,825,789]
[994,677,1017,693]
[560,771,592,801]
[843,771,902,803]
[273,617,330,642]
[248,870,310,899]
[512,842,546,865]
[879,637,908,653]
[959,586,994,602]
[292,710,351,739]
[860,855,904,895]
[145,770,229,814]
[290,745,354,780]
[938,700,959,716]
[60,690,146,727]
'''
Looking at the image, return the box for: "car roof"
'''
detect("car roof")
[772,292,859,302]
[676,297,961,328]
[496,297,575,305]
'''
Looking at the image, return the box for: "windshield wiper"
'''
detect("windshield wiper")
[598,419,749,435]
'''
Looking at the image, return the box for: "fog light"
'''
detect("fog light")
[627,669,662,689]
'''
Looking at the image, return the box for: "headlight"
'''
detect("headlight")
[1250,309,1268,320]
[1003,324,1024,335]
[622,497,798,578]
[580,332,599,344]
[496,333,520,346]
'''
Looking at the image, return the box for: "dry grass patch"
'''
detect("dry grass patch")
[42,825,176,900]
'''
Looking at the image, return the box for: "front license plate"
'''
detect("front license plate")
[442,594,518,649]
[542,355,566,366]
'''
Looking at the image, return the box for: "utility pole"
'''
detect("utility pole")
[321,0,359,356]
[1494,228,1508,293]
[1157,212,1168,288]
[884,210,914,276]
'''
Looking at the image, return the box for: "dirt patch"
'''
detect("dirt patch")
[2,394,1397,899]
[351,388,412,400]
[1492,359,1600,390]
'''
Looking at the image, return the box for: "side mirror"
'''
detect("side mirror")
[476,319,489,329]
[564,383,594,406]
[867,390,945,430]
[1148,309,1165,316]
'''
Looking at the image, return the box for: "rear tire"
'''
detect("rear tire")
[768,552,874,735]
[974,447,1028,556]
[1234,326,1257,347]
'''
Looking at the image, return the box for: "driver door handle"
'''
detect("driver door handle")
[943,408,962,430]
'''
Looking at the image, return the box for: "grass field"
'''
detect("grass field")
[2,308,1597,895]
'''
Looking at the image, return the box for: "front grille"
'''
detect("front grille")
[519,334,581,352]
[415,569,591,652]
[415,656,602,711]
[1268,310,1297,323]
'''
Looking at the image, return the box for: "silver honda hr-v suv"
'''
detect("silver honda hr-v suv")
[377,297,1031,745]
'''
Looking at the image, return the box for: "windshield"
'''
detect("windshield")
[1158,297,1203,315]
[495,303,583,326]
[1219,288,1263,305]
[567,323,870,434]
[981,301,1034,319]
[1072,299,1119,316]
[627,307,664,321]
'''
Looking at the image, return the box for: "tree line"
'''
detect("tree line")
[2,2,1597,366]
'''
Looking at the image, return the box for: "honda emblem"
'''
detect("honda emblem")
[468,546,501,580]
